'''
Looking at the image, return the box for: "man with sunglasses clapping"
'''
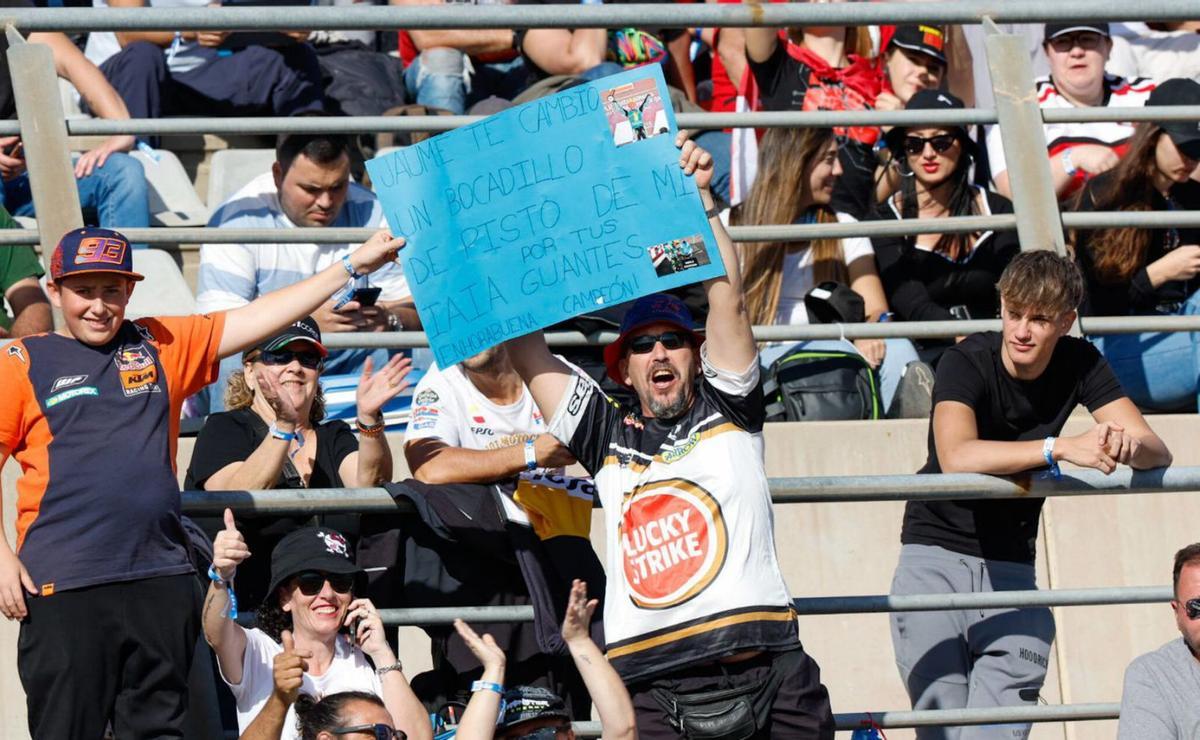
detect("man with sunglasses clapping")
[1118,542,1200,739]
[207,517,430,740]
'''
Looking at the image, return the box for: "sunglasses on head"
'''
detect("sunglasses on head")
[1186,598,1200,620]
[903,133,958,157]
[294,570,355,596]
[628,331,690,355]
[256,349,322,369]
[330,723,406,740]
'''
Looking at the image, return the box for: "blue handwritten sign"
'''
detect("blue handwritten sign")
[365,65,724,368]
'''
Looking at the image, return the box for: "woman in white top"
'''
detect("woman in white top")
[728,125,923,415]
[205,518,431,740]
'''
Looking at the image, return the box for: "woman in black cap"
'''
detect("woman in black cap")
[1069,78,1200,411]
[870,88,1020,361]
[186,316,412,609]
[205,520,430,740]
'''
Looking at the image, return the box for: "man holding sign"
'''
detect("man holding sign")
[506,135,835,739]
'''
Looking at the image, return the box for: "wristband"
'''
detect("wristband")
[1061,149,1078,178]
[1042,436,1062,479]
[357,418,385,438]
[387,312,401,331]
[375,661,404,676]
[341,253,359,278]
[470,680,504,695]
[269,424,297,442]
[207,564,239,620]
[704,205,720,220]
[523,438,538,471]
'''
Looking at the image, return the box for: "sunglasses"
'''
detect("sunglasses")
[1048,32,1104,53]
[294,570,355,596]
[256,349,323,369]
[1186,598,1200,620]
[903,133,958,156]
[509,726,572,740]
[628,331,690,354]
[330,723,406,740]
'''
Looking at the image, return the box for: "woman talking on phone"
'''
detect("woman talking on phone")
[205,518,431,740]
[186,316,411,610]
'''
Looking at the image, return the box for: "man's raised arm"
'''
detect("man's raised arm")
[684,134,757,373]
[505,332,574,422]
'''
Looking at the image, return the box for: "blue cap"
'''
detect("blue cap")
[603,293,703,385]
[49,227,143,283]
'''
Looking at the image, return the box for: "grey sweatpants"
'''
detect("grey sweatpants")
[889,544,1056,740]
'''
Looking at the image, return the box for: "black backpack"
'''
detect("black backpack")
[763,348,882,422]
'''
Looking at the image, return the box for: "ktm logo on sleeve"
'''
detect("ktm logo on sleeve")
[74,237,128,265]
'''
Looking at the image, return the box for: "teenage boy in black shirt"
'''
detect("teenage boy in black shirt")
[889,250,1172,740]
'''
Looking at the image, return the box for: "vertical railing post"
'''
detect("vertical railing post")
[5,25,84,261]
[982,18,1067,255]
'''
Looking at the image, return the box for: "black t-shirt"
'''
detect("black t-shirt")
[184,407,358,491]
[0,0,35,120]
[746,43,881,218]
[1073,171,1200,317]
[903,332,1125,563]
[872,188,1021,323]
[514,0,682,82]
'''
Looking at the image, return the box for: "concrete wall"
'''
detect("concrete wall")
[3,415,1196,738]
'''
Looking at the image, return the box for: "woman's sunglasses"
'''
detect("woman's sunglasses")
[628,331,690,354]
[903,133,958,157]
[330,723,406,740]
[255,349,323,369]
[294,570,355,596]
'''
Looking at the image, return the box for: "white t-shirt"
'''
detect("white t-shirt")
[405,360,556,451]
[86,0,213,75]
[222,628,383,740]
[775,213,873,326]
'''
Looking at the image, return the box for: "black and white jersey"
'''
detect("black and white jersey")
[547,343,797,683]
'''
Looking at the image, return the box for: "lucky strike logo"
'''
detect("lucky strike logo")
[619,479,727,609]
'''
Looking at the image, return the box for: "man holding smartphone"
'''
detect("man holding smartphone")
[196,131,420,413]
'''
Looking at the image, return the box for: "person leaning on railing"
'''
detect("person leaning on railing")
[889,250,1171,740]
[1069,78,1200,413]
[184,315,411,611]
[728,124,926,418]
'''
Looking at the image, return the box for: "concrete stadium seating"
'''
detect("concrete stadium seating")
[205,148,276,208]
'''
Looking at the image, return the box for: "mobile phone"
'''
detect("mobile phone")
[351,287,382,307]
[346,616,363,647]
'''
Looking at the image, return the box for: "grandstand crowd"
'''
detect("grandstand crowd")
[1,4,1200,739]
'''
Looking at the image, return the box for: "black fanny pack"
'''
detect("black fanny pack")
[648,652,791,740]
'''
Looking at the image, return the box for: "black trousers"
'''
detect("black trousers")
[628,647,836,740]
[18,574,201,740]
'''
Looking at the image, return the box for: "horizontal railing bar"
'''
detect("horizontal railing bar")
[180,467,1200,516]
[371,586,1168,624]
[3,211,1197,247]
[14,105,1200,137]
[5,2,1199,32]
[570,703,1122,735]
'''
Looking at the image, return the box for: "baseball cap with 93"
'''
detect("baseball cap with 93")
[49,227,144,283]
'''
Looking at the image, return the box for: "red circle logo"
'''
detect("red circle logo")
[619,479,727,609]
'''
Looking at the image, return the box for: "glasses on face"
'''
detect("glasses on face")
[903,133,958,157]
[330,723,406,740]
[294,570,355,596]
[1186,598,1200,620]
[506,726,572,740]
[1048,32,1104,53]
[628,331,689,354]
[255,349,323,369]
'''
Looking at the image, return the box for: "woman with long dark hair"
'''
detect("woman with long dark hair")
[1070,79,1200,410]
[871,89,1020,361]
[730,125,924,416]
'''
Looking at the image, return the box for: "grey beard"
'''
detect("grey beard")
[648,387,691,419]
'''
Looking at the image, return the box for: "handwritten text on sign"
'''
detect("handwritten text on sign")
[365,66,724,368]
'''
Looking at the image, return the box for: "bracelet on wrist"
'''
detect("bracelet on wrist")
[356,418,385,438]
[269,424,297,442]
[470,680,504,695]
[523,438,538,472]
[1061,149,1078,178]
[1042,436,1062,480]
[341,253,360,278]
[207,564,239,619]
[375,661,404,677]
